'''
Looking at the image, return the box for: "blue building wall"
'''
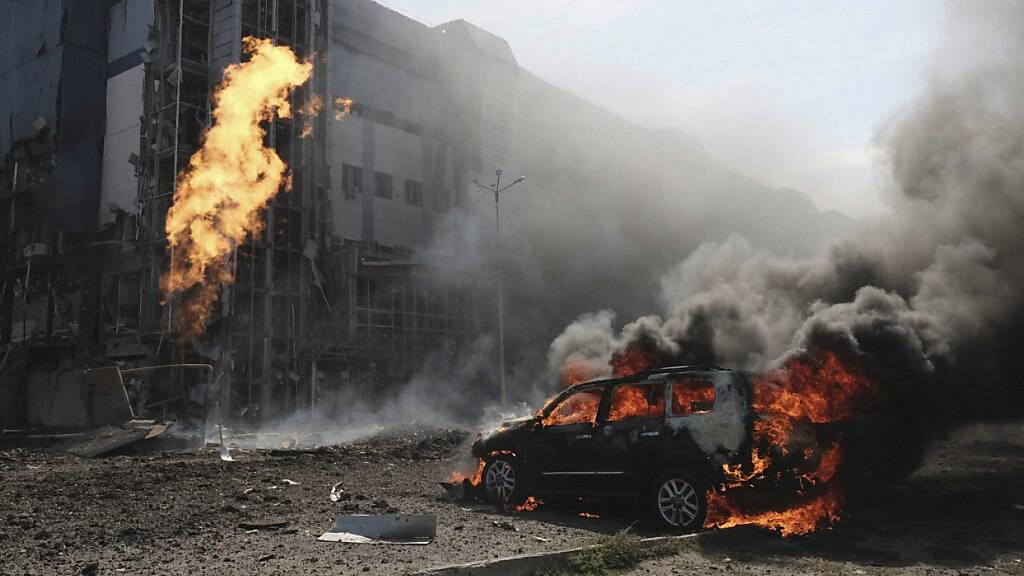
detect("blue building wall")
[0,0,65,155]
[0,0,109,234]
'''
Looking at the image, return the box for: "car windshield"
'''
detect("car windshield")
[542,388,603,426]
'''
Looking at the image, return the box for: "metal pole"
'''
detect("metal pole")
[494,171,505,406]
[473,171,524,407]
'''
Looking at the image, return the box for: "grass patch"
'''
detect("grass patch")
[537,531,682,576]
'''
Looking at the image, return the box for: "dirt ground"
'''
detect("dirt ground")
[1,424,1022,575]
[629,425,1024,576]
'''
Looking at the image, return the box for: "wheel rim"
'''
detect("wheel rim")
[485,460,516,502]
[657,477,700,527]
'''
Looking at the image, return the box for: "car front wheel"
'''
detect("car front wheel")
[483,457,522,505]
[651,471,706,531]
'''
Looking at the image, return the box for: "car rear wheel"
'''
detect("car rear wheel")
[483,457,523,505]
[650,471,706,531]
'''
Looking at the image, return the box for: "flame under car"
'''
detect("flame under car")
[471,366,831,531]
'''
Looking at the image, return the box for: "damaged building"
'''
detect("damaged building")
[0,0,520,427]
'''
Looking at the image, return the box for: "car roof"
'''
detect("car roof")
[562,365,728,393]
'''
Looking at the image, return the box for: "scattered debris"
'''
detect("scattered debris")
[491,520,517,532]
[318,514,436,545]
[533,536,550,543]
[330,481,348,502]
[238,519,290,531]
[256,554,275,562]
[52,421,168,458]
[439,480,469,501]
[282,478,300,486]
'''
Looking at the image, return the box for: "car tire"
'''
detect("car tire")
[649,470,706,532]
[482,456,524,506]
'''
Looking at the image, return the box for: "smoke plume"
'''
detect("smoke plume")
[550,0,1024,434]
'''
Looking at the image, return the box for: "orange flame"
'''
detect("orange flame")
[607,383,663,421]
[706,484,842,538]
[670,377,715,416]
[706,348,877,536]
[448,458,485,486]
[542,388,602,426]
[610,345,657,376]
[753,348,877,423]
[335,97,353,120]
[162,37,312,341]
[516,496,543,512]
[298,94,323,138]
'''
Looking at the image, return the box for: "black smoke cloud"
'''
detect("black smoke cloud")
[549,0,1024,422]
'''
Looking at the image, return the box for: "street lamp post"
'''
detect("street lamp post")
[473,169,525,406]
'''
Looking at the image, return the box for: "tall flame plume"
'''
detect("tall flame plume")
[162,37,312,341]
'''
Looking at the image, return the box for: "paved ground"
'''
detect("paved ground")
[1,424,1022,575]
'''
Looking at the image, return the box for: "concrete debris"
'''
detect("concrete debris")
[238,519,290,531]
[491,521,517,532]
[330,481,347,502]
[318,514,436,545]
[52,421,168,458]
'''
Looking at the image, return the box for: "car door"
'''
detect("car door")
[529,385,606,491]
[590,379,666,491]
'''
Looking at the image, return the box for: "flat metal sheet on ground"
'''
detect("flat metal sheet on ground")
[52,423,166,458]
[318,514,436,545]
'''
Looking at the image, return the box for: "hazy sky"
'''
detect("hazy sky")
[384,0,947,219]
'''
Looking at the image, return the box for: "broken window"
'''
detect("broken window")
[375,171,393,199]
[607,383,665,422]
[405,179,423,207]
[342,164,361,198]
[543,388,602,426]
[669,377,715,416]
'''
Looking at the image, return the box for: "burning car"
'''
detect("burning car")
[469,365,836,531]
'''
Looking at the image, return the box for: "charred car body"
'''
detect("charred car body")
[472,366,826,530]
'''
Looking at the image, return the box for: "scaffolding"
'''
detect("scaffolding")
[0,0,480,429]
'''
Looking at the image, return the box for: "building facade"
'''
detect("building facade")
[0,0,519,426]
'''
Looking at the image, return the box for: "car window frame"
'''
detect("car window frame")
[666,373,718,418]
[540,384,607,427]
[603,380,667,424]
